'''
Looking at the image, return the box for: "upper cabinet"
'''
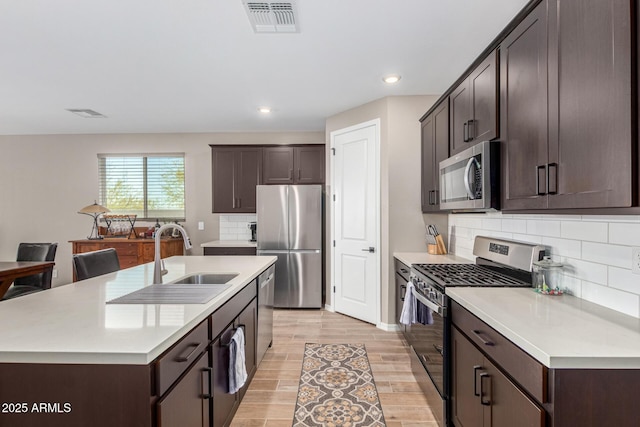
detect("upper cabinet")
[211,146,262,213]
[262,145,325,185]
[449,51,499,156]
[501,0,634,210]
[421,100,449,212]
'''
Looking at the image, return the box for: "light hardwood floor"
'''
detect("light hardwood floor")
[230,309,437,427]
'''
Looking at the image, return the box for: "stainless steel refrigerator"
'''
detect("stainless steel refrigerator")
[256,185,322,308]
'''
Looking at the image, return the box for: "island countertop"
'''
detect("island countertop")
[0,256,275,365]
[447,287,640,369]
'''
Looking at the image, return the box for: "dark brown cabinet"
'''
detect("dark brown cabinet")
[451,327,544,427]
[203,246,257,256]
[157,351,211,427]
[421,100,449,212]
[262,145,325,185]
[394,258,410,331]
[211,324,238,427]
[450,52,498,156]
[211,146,262,213]
[502,0,634,210]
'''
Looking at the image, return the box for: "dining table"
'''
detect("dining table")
[0,261,55,299]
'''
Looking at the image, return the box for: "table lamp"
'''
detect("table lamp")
[78,202,111,240]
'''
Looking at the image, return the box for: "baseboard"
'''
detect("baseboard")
[324,304,335,312]
[377,322,400,332]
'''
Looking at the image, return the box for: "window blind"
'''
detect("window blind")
[98,153,185,220]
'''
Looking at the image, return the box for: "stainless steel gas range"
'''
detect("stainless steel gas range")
[405,236,545,427]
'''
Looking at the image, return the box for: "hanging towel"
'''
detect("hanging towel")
[228,327,248,394]
[400,281,416,325]
[415,299,434,325]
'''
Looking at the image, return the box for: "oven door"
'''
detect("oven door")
[439,140,497,211]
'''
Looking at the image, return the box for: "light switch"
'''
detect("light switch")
[198,221,205,230]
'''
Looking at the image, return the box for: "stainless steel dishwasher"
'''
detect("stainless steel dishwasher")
[256,264,275,365]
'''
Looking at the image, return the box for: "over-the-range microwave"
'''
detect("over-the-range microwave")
[439,140,499,212]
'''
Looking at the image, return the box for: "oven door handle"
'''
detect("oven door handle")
[413,290,446,317]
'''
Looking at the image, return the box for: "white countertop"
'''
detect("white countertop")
[201,240,257,248]
[447,287,640,369]
[394,252,472,266]
[0,256,275,365]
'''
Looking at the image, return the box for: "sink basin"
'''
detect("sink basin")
[171,273,238,285]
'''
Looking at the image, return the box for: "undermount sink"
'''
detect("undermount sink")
[170,273,238,285]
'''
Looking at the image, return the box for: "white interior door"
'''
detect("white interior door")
[331,120,379,324]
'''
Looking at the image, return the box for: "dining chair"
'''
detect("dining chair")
[1,242,58,300]
[73,248,121,281]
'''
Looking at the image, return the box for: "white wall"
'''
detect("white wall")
[0,131,323,286]
[448,212,640,318]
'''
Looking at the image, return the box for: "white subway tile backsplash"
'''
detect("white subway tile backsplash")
[561,221,608,243]
[581,281,640,318]
[582,242,631,269]
[609,223,640,246]
[608,267,640,294]
[502,219,527,233]
[219,214,256,241]
[561,257,607,285]
[541,237,581,259]
[526,220,561,237]
[449,211,640,318]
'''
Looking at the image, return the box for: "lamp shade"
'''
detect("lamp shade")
[78,202,110,215]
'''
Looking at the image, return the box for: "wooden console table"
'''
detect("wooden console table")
[70,238,184,281]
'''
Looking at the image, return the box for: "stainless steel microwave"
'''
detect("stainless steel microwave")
[439,140,499,211]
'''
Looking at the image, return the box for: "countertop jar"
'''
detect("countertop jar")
[533,256,563,294]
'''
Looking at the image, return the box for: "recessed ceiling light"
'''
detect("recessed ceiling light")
[259,107,272,114]
[67,109,107,118]
[382,74,401,84]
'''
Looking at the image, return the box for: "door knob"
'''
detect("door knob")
[361,247,375,253]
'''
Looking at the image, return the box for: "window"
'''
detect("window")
[98,153,185,220]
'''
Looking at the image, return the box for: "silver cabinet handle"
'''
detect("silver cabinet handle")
[361,247,375,253]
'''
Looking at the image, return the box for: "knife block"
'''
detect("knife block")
[428,235,448,255]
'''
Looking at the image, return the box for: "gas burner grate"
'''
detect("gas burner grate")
[412,264,531,288]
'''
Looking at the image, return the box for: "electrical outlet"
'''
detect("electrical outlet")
[52,269,58,278]
[198,221,205,230]
[632,247,640,275]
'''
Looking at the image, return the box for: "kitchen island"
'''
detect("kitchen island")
[0,255,276,427]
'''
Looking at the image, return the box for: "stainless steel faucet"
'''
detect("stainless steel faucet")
[153,223,192,284]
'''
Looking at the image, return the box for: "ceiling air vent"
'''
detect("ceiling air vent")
[66,109,107,118]
[242,1,299,33]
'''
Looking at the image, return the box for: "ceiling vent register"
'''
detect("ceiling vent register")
[243,1,299,33]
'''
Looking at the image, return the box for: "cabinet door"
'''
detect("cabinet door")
[211,325,239,427]
[237,298,257,398]
[500,0,549,210]
[421,115,435,212]
[547,0,633,208]
[263,146,294,185]
[294,145,325,184]
[433,100,449,207]
[451,327,484,427]
[469,51,498,143]
[212,147,237,213]
[483,359,544,427]
[235,147,262,213]
[157,350,211,427]
[395,272,406,327]
[449,79,471,156]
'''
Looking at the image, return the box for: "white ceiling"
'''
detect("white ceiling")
[0,0,529,135]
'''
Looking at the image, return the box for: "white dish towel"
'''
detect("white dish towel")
[228,327,248,394]
[399,281,416,325]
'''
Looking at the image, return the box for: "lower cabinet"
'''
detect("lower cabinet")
[203,246,257,256]
[451,327,544,427]
[211,324,239,427]
[394,258,410,333]
[157,351,211,427]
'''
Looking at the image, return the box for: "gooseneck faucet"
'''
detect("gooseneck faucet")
[153,223,192,284]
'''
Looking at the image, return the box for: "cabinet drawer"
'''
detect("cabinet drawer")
[210,281,257,339]
[451,301,547,403]
[155,320,209,397]
[118,255,139,269]
[204,246,257,256]
[394,259,411,282]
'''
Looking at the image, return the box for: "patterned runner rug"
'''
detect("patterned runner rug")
[293,343,386,427]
